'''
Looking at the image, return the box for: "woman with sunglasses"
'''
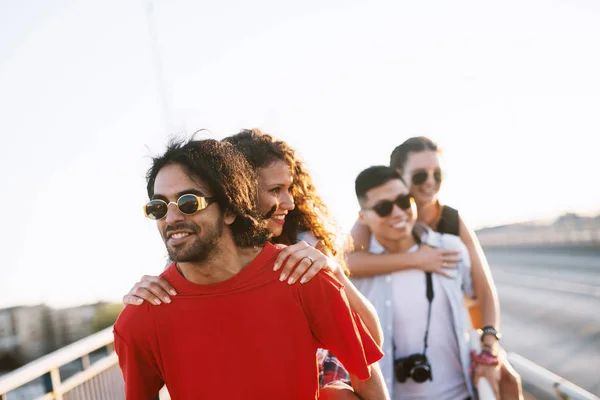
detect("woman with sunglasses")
[125,129,383,399]
[349,136,522,399]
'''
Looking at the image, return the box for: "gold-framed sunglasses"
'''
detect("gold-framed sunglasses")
[143,194,214,220]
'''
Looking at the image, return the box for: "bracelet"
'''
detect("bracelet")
[481,349,499,359]
[470,349,500,366]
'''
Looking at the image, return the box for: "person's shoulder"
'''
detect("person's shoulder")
[424,227,467,252]
[443,204,459,214]
[297,271,351,321]
[114,303,155,343]
[114,303,154,328]
[436,231,467,249]
[239,243,285,287]
[300,270,344,293]
[256,242,283,270]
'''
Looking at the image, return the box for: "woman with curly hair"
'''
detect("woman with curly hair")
[123,129,383,399]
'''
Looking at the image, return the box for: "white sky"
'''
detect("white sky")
[1,0,599,308]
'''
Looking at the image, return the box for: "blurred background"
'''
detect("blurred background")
[0,0,599,398]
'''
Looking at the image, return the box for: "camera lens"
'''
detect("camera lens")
[412,365,430,383]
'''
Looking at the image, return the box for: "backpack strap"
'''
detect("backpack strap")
[437,205,460,236]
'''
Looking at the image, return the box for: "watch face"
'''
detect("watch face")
[480,326,500,340]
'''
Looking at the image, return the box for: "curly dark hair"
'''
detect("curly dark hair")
[223,129,342,262]
[146,138,271,248]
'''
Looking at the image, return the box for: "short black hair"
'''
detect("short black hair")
[355,166,403,205]
[146,138,271,247]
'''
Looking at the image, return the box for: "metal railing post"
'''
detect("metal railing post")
[82,354,91,370]
[49,367,63,400]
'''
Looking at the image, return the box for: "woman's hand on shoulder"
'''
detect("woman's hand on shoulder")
[414,245,460,278]
[273,241,338,285]
[122,275,177,306]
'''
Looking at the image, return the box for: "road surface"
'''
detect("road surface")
[485,245,600,397]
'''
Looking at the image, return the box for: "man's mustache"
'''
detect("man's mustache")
[165,223,199,235]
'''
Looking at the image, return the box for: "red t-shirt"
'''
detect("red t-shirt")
[114,243,383,399]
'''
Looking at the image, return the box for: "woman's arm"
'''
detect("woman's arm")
[459,217,500,331]
[349,220,372,252]
[458,217,504,400]
[348,220,460,278]
[349,363,390,400]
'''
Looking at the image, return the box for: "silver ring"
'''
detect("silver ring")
[305,256,315,264]
[442,262,447,268]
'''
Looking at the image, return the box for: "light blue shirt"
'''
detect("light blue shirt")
[351,227,475,399]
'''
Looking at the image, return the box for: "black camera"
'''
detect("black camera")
[394,353,432,383]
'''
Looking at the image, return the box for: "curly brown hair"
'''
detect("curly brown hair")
[224,129,345,270]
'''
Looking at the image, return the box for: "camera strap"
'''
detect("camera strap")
[422,272,434,356]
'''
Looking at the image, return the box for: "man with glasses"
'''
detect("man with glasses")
[351,166,478,400]
[113,139,388,400]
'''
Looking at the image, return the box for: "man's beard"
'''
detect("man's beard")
[165,214,223,263]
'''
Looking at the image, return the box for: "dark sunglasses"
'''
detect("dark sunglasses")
[411,168,443,186]
[365,194,414,217]
[143,194,214,220]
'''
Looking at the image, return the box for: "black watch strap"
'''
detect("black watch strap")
[480,325,501,341]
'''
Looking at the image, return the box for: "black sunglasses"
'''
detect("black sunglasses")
[143,194,214,220]
[411,168,443,186]
[365,194,414,217]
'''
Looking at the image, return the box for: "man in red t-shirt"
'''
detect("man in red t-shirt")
[114,139,388,400]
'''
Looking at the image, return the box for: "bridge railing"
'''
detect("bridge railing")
[0,325,171,400]
[508,353,599,400]
[1,326,597,400]
[0,326,123,400]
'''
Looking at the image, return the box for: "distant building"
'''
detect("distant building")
[476,213,600,247]
[50,303,102,349]
[0,303,103,370]
[0,305,53,368]
[0,307,19,369]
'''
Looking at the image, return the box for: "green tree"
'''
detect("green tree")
[91,303,124,333]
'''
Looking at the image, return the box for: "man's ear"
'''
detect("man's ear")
[358,210,366,224]
[223,209,236,225]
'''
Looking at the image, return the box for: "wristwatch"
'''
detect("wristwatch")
[480,325,502,341]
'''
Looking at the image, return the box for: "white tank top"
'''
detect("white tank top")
[391,247,469,400]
